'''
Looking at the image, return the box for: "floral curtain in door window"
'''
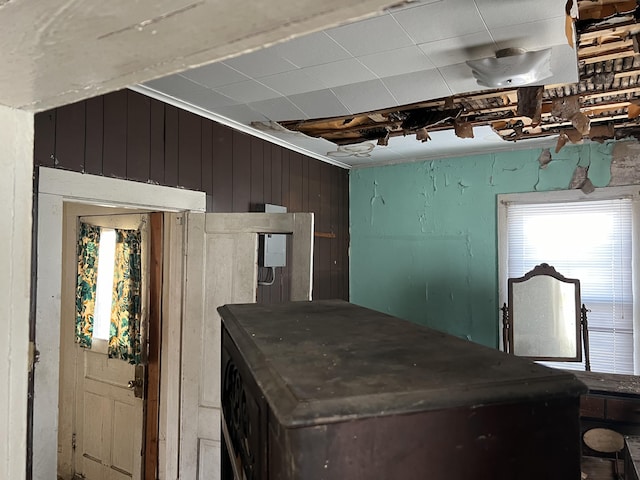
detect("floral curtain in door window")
[108,228,142,364]
[75,222,101,348]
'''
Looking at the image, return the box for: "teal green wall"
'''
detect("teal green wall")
[349,143,614,348]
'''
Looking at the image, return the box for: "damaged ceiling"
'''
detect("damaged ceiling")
[137,0,640,168]
[279,0,640,157]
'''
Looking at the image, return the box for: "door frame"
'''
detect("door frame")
[35,167,205,480]
[65,210,150,480]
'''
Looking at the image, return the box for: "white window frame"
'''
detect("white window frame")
[497,186,640,374]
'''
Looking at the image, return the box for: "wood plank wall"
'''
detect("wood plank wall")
[33,89,349,302]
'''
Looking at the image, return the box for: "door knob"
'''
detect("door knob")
[127,379,142,389]
[128,365,145,398]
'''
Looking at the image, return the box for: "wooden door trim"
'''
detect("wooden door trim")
[145,212,163,479]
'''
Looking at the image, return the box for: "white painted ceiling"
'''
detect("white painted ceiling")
[137,0,578,168]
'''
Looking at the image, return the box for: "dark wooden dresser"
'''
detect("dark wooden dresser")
[575,371,640,437]
[573,370,640,478]
[219,300,587,480]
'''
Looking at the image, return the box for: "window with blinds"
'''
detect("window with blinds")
[504,198,633,374]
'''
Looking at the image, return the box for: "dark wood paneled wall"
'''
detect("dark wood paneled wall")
[34,89,349,302]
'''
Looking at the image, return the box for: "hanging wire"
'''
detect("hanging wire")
[258,266,276,286]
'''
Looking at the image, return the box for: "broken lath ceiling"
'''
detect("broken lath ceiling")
[279,0,640,154]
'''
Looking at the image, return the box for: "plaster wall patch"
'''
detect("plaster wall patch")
[610,141,640,186]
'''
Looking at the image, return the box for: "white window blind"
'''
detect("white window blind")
[505,198,633,374]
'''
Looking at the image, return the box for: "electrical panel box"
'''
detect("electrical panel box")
[259,204,287,267]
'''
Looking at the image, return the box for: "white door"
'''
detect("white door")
[72,214,149,480]
[178,212,314,480]
[74,348,144,480]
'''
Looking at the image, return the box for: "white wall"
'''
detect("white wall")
[0,106,33,480]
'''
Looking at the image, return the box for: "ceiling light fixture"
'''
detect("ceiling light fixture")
[327,143,375,158]
[466,47,553,89]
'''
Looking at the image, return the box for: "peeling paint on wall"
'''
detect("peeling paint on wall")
[369,180,385,226]
[569,166,589,189]
[350,142,633,349]
[610,141,640,186]
[538,148,552,168]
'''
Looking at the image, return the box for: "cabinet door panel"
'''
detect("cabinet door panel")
[607,398,640,423]
[580,395,605,419]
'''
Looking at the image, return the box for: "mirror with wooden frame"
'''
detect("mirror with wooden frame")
[501,263,590,370]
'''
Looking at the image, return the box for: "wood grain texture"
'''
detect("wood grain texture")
[288,150,302,212]
[84,97,104,175]
[33,110,56,168]
[270,145,282,207]
[55,101,85,172]
[126,92,151,182]
[178,110,202,190]
[201,121,213,200]
[262,143,272,205]
[164,105,179,187]
[211,123,233,213]
[250,136,264,211]
[330,166,340,299]
[149,99,166,185]
[232,131,251,213]
[145,212,163,480]
[103,91,128,179]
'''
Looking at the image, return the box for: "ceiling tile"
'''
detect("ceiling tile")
[385,135,425,154]
[332,79,398,114]
[475,0,565,30]
[326,14,414,57]
[174,79,239,110]
[382,69,451,105]
[438,63,483,95]
[491,17,567,51]
[179,62,249,89]
[288,89,351,118]
[358,46,435,78]
[273,31,352,68]
[213,104,266,124]
[144,75,238,108]
[292,135,343,154]
[419,31,497,68]
[345,150,396,167]
[258,69,328,96]
[215,80,281,104]
[143,75,190,95]
[302,58,376,89]
[392,0,487,44]
[547,44,579,85]
[223,49,297,78]
[247,97,307,121]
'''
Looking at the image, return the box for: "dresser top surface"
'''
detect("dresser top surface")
[573,370,640,397]
[219,300,586,427]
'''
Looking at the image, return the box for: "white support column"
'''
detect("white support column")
[0,105,34,480]
[34,193,64,479]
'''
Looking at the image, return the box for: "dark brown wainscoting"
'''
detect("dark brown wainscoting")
[34,88,349,303]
